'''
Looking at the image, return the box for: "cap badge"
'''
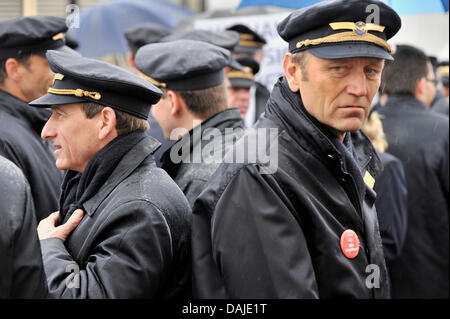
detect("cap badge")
[52,73,65,86]
[329,22,385,35]
[354,22,368,36]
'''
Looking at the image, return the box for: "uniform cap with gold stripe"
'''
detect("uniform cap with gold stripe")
[29,50,162,120]
[135,40,231,91]
[226,24,266,54]
[277,0,401,60]
[0,16,76,59]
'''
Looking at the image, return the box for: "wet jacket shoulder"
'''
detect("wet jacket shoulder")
[162,107,244,207]
[0,89,62,222]
[0,156,48,298]
[40,137,191,298]
[192,78,389,298]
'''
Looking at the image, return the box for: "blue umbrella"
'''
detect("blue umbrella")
[67,0,193,57]
[238,0,449,15]
[383,0,448,15]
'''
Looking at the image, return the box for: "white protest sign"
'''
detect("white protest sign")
[194,12,291,91]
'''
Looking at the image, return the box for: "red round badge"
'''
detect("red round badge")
[340,229,360,259]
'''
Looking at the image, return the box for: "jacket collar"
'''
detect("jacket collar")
[160,107,244,177]
[264,78,382,178]
[82,136,161,217]
[0,89,51,135]
[384,93,428,111]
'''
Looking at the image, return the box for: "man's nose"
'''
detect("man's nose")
[41,117,55,140]
[347,72,368,97]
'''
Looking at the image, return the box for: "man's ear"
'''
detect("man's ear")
[4,58,21,82]
[98,107,117,140]
[167,90,182,117]
[415,77,426,99]
[128,52,136,68]
[283,53,300,92]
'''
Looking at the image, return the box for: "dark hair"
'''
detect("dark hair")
[163,82,228,119]
[82,102,150,135]
[381,45,429,95]
[0,54,32,84]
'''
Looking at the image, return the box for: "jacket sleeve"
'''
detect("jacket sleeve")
[193,165,319,298]
[374,157,408,263]
[9,172,49,298]
[40,200,173,298]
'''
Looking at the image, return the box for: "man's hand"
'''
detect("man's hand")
[38,209,84,241]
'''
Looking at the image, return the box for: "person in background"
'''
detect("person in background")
[135,40,245,207]
[0,16,76,222]
[124,22,170,72]
[124,23,172,167]
[437,61,449,98]
[430,57,449,116]
[226,56,257,122]
[362,111,408,270]
[227,24,270,126]
[378,44,449,298]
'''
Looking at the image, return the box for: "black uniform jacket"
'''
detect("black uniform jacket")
[160,107,244,207]
[192,78,390,298]
[253,81,271,122]
[378,94,449,298]
[0,155,48,298]
[0,89,62,221]
[40,137,192,298]
[374,151,407,265]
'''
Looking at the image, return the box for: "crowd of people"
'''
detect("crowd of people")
[0,0,448,299]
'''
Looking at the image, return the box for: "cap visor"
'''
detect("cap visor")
[29,93,82,108]
[53,45,81,56]
[234,45,260,54]
[229,56,244,71]
[307,43,393,61]
[230,78,254,89]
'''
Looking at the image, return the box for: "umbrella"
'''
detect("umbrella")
[238,0,449,15]
[66,0,193,57]
[384,0,448,15]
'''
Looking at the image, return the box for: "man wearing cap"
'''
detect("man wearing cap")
[124,23,172,167]
[377,45,449,298]
[226,56,259,121]
[135,40,245,207]
[431,61,449,116]
[227,24,271,127]
[124,22,171,73]
[0,16,75,222]
[192,0,401,298]
[30,50,191,298]
[0,155,48,298]
[152,29,242,167]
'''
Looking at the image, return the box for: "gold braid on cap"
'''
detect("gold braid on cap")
[227,66,254,80]
[238,33,264,48]
[438,65,449,77]
[142,74,167,88]
[48,73,101,100]
[52,33,65,41]
[48,88,102,100]
[296,22,391,53]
